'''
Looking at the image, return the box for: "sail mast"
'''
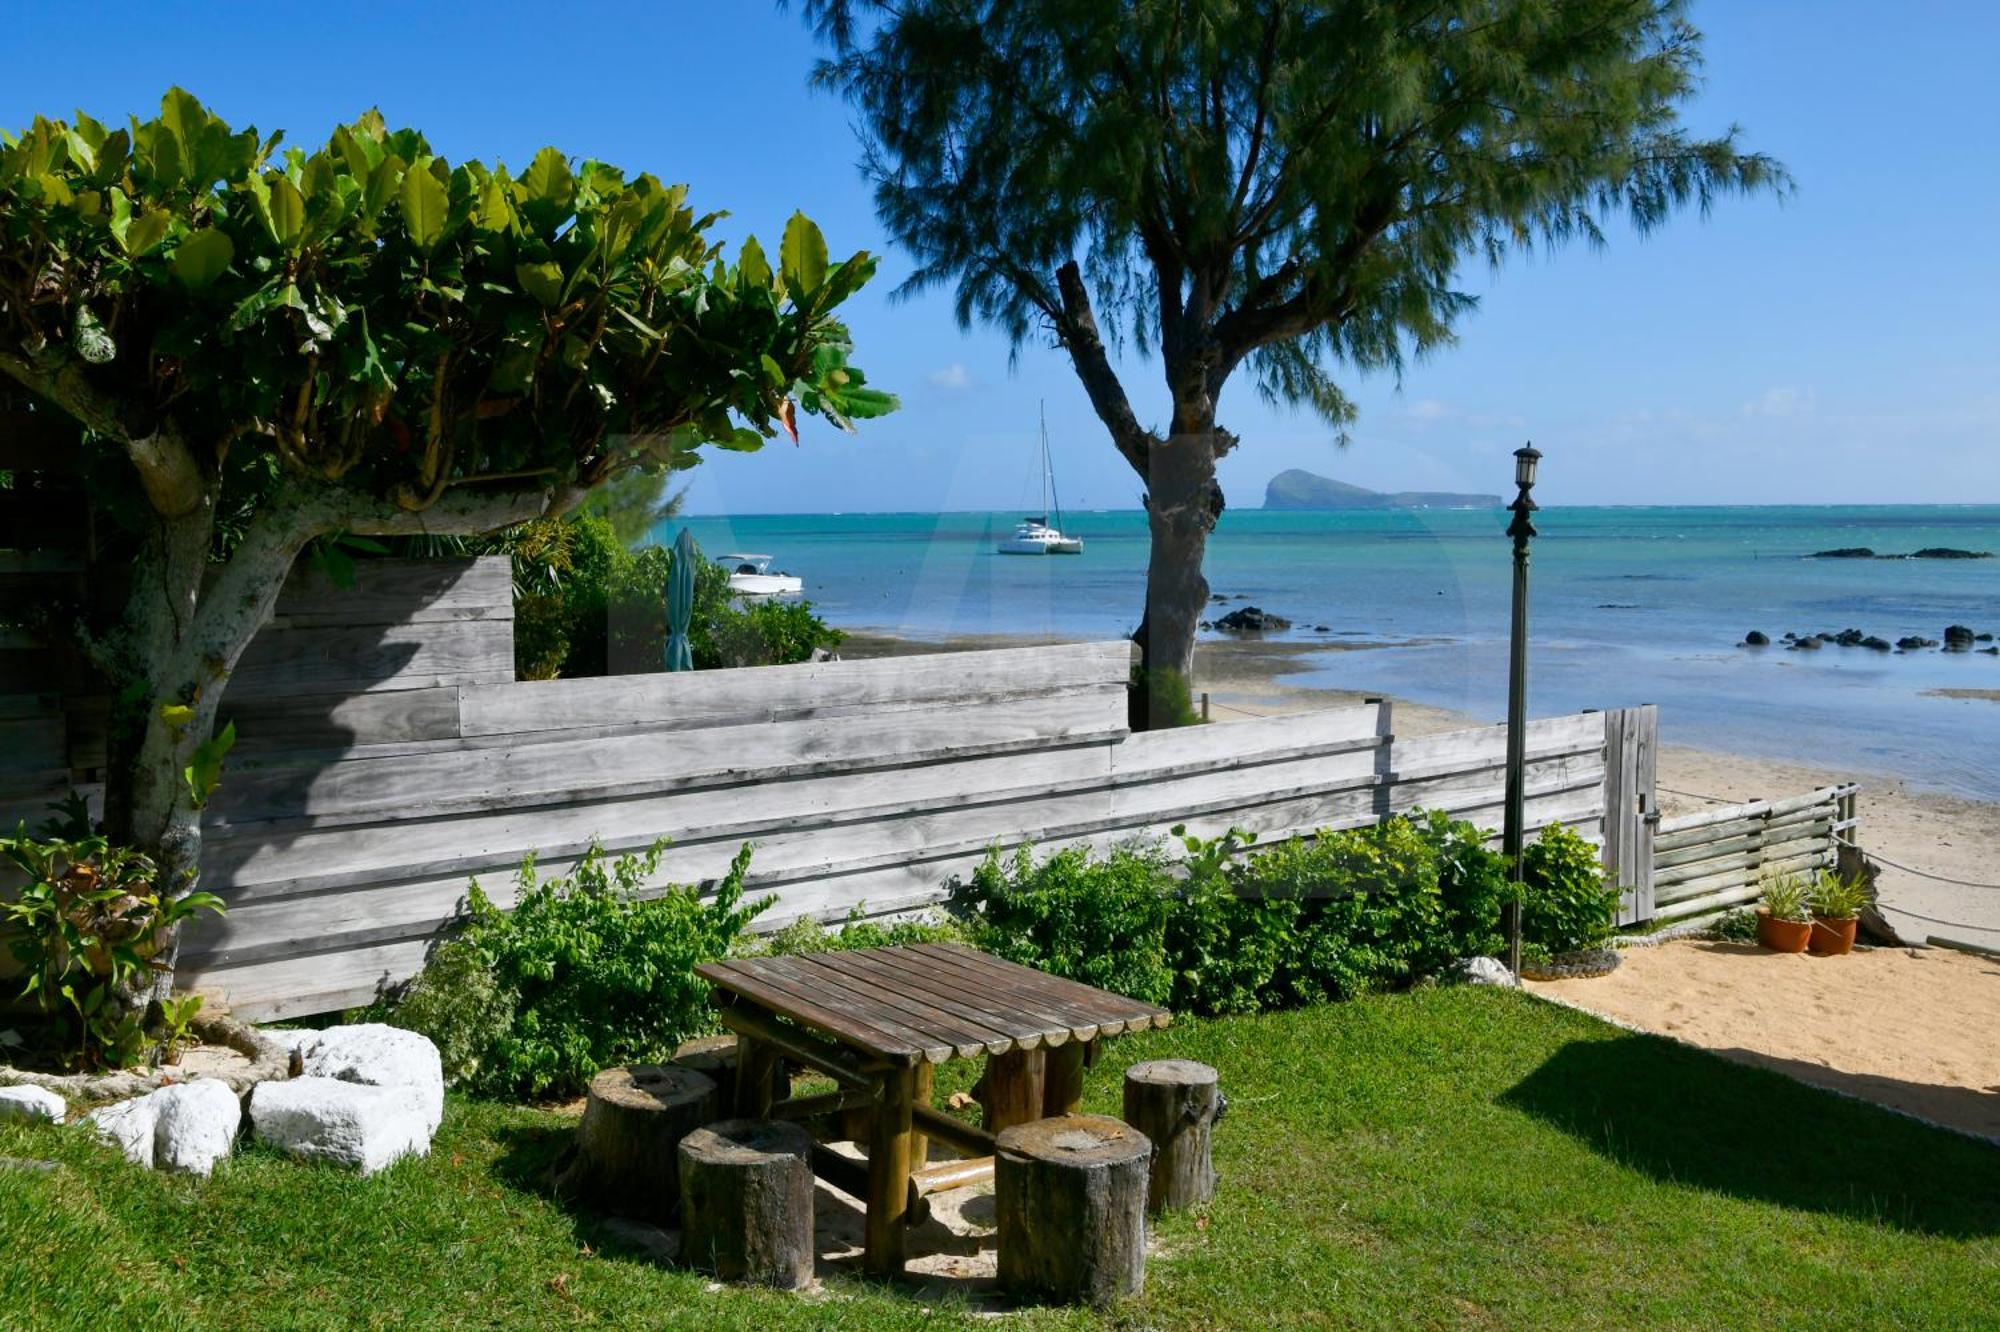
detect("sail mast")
[1042,400,1065,533]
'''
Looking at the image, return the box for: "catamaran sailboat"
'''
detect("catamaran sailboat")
[997,406,1084,555]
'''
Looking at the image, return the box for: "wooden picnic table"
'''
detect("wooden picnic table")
[696,942,1172,1275]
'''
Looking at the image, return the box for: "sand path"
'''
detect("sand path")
[1531,939,2000,1143]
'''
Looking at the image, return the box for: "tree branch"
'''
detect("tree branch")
[1052,260,1155,476]
[0,345,207,517]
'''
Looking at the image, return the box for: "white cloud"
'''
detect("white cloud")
[927,363,972,390]
[1740,386,1813,418]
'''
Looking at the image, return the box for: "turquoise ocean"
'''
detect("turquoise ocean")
[669,506,2000,801]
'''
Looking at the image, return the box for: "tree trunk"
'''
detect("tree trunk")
[995,1114,1151,1307]
[1132,429,1224,721]
[1121,1058,1220,1212]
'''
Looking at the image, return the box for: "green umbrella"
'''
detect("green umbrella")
[665,528,698,672]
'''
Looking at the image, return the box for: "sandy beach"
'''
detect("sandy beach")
[842,631,2000,954]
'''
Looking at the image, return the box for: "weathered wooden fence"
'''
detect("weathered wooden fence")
[1649,785,1859,922]
[2,556,1663,1019]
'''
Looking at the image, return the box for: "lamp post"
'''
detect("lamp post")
[1501,444,1541,976]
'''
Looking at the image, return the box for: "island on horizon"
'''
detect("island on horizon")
[1263,468,1503,511]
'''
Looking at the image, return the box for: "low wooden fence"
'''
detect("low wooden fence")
[3,556,1660,1020]
[1649,786,1859,922]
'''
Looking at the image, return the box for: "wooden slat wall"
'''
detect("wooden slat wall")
[3,554,1624,1020]
[1648,785,1857,922]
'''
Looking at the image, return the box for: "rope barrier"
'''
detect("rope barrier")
[1834,834,2000,892]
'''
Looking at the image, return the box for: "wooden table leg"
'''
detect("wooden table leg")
[908,1062,935,1166]
[735,1033,778,1119]
[977,1047,1046,1134]
[1042,1039,1090,1117]
[864,1063,917,1276]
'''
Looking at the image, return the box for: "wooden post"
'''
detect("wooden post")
[864,1063,917,1276]
[734,1035,778,1119]
[995,1114,1150,1306]
[1201,691,1210,721]
[552,1064,717,1223]
[977,1047,1046,1134]
[678,1119,816,1289]
[672,1034,740,1118]
[1122,1059,1220,1212]
[908,1062,935,1166]
[1042,1040,1089,1118]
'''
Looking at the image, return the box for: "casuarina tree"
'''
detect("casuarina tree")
[792,0,1785,713]
[0,90,893,983]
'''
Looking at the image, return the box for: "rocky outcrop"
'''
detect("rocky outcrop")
[1213,606,1292,633]
[295,1024,445,1135]
[1810,547,1874,558]
[1742,631,1769,647]
[1263,469,1501,511]
[1944,625,1977,649]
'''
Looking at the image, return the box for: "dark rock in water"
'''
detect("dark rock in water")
[1982,646,2000,656]
[1313,625,1331,632]
[1214,606,1292,633]
[1812,547,1875,559]
[1597,603,1639,610]
[1896,636,1938,650]
[1832,629,1867,647]
[1944,625,1977,647]
[1978,633,1995,642]
[1909,547,1993,560]
[1860,636,1893,651]
[1209,594,1228,603]
[1198,621,1213,630]
[1743,631,1770,647]
[1789,636,1823,650]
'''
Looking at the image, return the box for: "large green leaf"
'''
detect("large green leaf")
[738,236,773,290]
[400,160,448,252]
[780,212,828,297]
[515,261,564,308]
[171,228,234,287]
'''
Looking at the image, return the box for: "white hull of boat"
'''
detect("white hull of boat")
[728,572,804,596]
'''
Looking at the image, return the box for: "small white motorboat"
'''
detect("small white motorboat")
[721,554,804,597]
[997,405,1084,555]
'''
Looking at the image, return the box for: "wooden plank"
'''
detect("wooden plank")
[270,556,511,624]
[457,640,1134,737]
[1653,804,1835,853]
[1655,848,1834,906]
[224,618,513,701]
[1653,820,1833,870]
[700,957,931,1062]
[795,951,1025,1053]
[206,689,1124,830]
[766,953,1003,1061]
[221,687,464,753]
[1655,789,1843,838]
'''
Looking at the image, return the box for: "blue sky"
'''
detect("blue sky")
[5,2,1996,512]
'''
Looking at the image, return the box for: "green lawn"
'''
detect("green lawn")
[4,988,1996,1330]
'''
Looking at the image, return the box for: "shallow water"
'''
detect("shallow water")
[670,506,2000,799]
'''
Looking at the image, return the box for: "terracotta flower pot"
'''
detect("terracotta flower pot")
[1756,908,1812,954]
[1808,914,1858,956]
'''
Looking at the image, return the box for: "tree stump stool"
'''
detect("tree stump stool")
[1122,1059,1221,1212]
[553,1064,716,1223]
[678,1118,816,1289]
[995,1114,1150,1307]
[671,1035,742,1117]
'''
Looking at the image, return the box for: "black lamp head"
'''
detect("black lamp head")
[1513,444,1541,490]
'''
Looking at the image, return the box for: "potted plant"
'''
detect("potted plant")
[1754,872,1813,953]
[1805,871,1868,956]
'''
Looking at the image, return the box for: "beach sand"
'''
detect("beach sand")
[1530,940,2000,1143]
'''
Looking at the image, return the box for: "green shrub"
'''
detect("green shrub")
[0,828,223,1070]
[1162,826,1297,1016]
[1417,809,1511,961]
[948,843,1175,1005]
[1242,819,1456,1003]
[1805,869,1868,921]
[386,841,768,1099]
[503,513,841,679]
[750,910,966,957]
[1128,664,1204,730]
[1518,822,1621,960]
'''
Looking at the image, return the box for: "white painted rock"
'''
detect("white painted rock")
[1455,956,1520,988]
[296,1024,445,1135]
[0,1085,66,1123]
[151,1080,242,1176]
[84,1079,242,1175]
[250,1077,432,1176]
[85,1093,160,1166]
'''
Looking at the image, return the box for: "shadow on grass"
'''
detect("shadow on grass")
[486,1119,1008,1308]
[1499,1034,2000,1238]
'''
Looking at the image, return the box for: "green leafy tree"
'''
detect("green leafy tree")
[794,0,1785,708]
[0,91,893,978]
